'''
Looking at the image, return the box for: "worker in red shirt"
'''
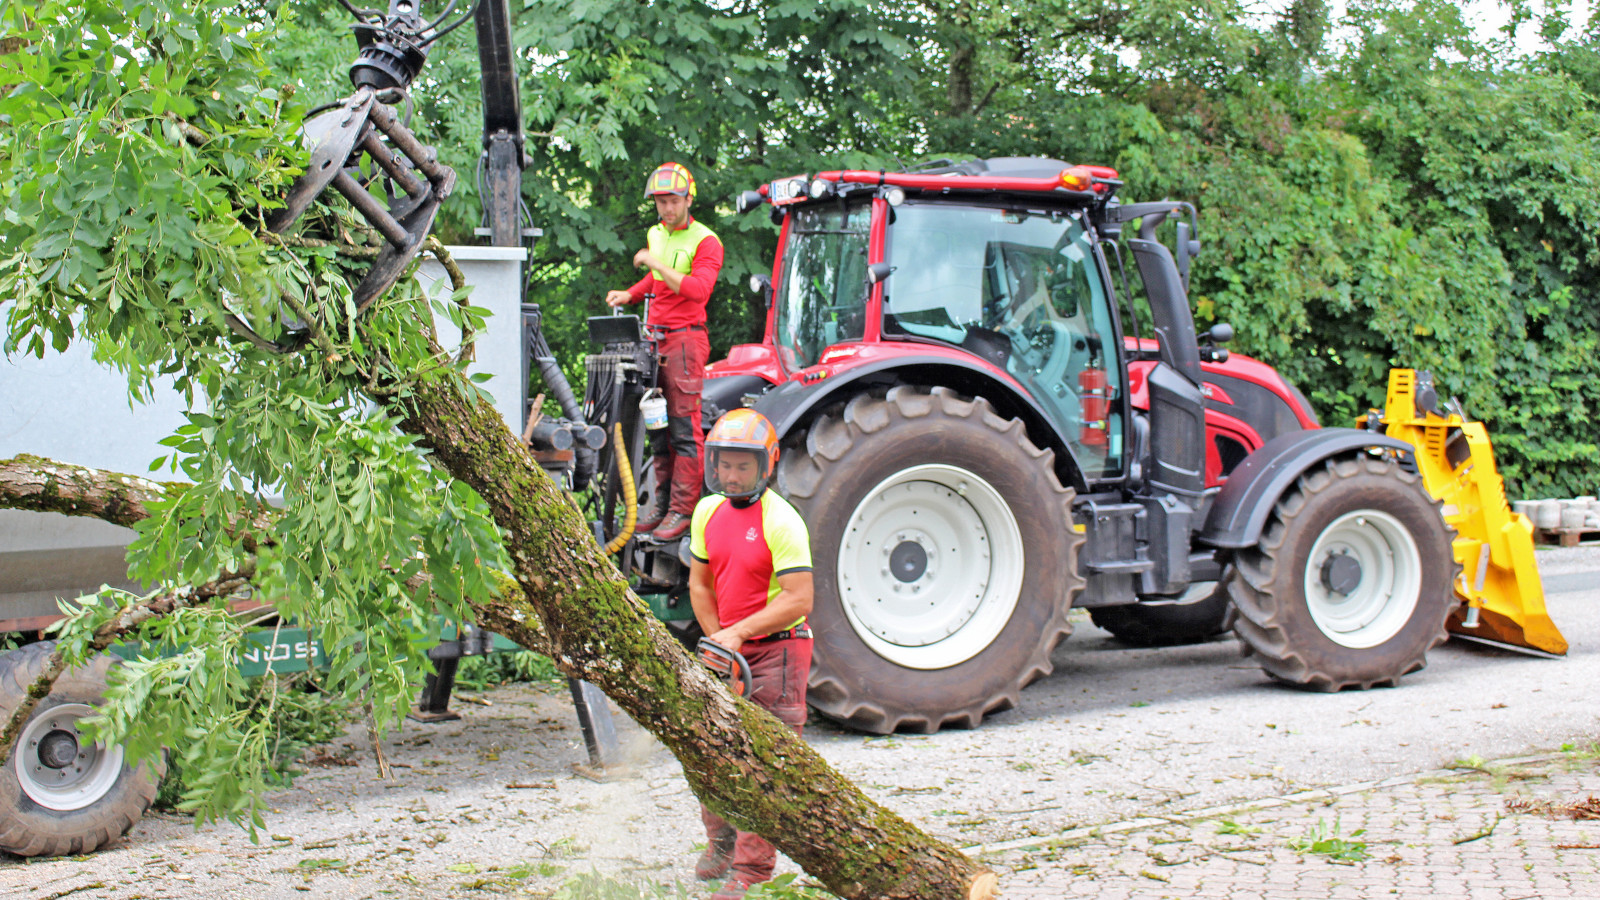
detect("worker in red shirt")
[687,409,813,900]
[605,162,724,542]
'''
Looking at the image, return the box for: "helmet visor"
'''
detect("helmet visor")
[706,447,771,500]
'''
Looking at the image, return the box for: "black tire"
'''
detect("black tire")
[776,386,1083,733]
[0,642,164,857]
[1227,454,1457,690]
[1089,581,1233,647]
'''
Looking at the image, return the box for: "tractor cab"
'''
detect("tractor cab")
[722,158,1133,489]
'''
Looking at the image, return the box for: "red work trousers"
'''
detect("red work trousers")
[650,327,709,517]
[699,637,812,886]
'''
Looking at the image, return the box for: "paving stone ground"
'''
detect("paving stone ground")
[982,750,1600,899]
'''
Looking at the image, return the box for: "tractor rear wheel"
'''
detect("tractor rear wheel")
[776,386,1083,733]
[1227,454,1455,690]
[1089,580,1232,647]
[0,642,164,857]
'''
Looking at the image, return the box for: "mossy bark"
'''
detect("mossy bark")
[393,375,996,900]
[0,454,167,527]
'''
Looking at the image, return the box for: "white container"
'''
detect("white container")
[1512,500,1536,520]
[640,388,668,430]
[1561,507,1588,529]
[1535,500,1563,530]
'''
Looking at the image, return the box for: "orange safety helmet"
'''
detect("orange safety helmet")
[644,162,696,204]
[704,408,779,501]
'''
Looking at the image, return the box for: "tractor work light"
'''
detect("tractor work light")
[884,186,906,207]
[809,178,835,199]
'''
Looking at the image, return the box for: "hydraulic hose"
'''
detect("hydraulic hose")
[603,422,637,555]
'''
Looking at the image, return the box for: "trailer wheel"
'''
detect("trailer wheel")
[1089,581,1233,646]
[0,642,164,857]
[776,386,1083,733]
[1227,454,1455,690]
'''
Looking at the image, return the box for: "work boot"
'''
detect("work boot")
[694,837,735,881]
[708,877,757,900]
[652,511,690,542]
[635,495,667,534]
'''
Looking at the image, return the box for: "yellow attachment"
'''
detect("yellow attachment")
[1371,370,1566,655]
[604,422,638,555]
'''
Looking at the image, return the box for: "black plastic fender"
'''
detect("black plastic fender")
[1198,428,1416,549]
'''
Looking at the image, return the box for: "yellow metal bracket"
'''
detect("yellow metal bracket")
[1365,370,1567,656]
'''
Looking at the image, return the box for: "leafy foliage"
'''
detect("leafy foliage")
[1,0,510,831]
[153,673,353,811]
[1287,816,1370,862]
[258,0,1600,495]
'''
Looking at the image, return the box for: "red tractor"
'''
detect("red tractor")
[588,157,1454,734]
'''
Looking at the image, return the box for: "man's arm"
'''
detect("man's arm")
[634,235,723,300]
[707,570,813,654]
[689,558,721,638]
[605,273,655,308]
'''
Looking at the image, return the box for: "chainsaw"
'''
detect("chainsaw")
[696,638,753,698]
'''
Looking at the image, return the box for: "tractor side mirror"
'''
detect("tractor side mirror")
[749,273,774,309]
[1199,322,1233,363]
[736,190,765,214]
[866,262,895,286]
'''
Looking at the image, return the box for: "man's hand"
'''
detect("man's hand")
[604,290,632,308]
[707,627,745,654]
[634,248,664,272]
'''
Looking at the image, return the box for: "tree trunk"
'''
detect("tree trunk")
[392,376,997,900]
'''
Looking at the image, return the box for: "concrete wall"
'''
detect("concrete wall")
[0,246,527,629]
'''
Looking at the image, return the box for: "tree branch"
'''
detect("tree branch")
[0,454,167,528]
[0,569,253,762]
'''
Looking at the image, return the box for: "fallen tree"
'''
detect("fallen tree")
[0,2,996,897]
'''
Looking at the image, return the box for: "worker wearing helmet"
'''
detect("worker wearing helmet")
[606,162,724,542]
[687,409,813,899]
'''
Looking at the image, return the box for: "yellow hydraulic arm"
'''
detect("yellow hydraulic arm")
[1364,370,1566,656]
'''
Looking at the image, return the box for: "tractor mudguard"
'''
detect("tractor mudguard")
[752,353,1072,475]
[1198,428,1415,549]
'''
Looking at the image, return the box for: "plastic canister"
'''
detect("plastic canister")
[640,388,668,430]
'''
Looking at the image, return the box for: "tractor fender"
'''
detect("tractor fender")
[1198,428,1415,550]
[752,353,1081,486]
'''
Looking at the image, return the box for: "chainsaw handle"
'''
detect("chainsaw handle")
[696,638,754,698]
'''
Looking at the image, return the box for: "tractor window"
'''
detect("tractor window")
[773,203,872,370]
[883,203,1125,480]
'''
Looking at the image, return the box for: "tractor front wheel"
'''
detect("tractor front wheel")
[1227,454,1455,690]
[777,386,1083,733]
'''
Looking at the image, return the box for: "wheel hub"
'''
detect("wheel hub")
[888,539,930,582]
[1320,553,1363,595]
[37,730,79,769]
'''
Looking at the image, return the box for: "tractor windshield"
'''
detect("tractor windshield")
[883,203,1125,480]
[772,202,872,370]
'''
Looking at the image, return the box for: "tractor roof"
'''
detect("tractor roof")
[756,157,1122,210]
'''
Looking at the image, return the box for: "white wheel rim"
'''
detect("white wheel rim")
[837,464,1025,670]
[1304,509,1422,649]
[14,703,125,811]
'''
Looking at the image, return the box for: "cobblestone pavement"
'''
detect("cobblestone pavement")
[979,750,1600,899]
